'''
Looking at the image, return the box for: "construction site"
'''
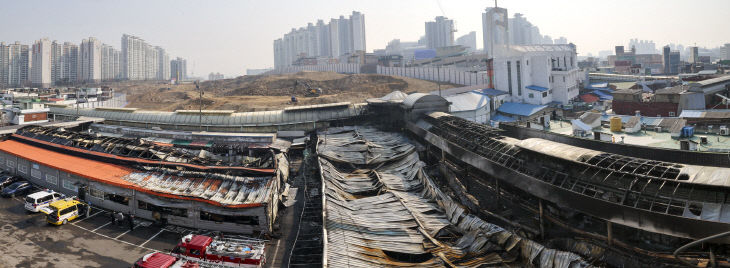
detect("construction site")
[0,84,729,267]
[114,71,458,112]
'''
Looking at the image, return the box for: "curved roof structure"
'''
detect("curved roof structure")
[49,103,367,127]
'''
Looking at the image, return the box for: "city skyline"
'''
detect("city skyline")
[1,0,728,77]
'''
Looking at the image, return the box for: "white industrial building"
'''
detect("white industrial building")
[493,44,580,105]
[445,91,491,123]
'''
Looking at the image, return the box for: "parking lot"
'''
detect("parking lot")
[0,191,190,268]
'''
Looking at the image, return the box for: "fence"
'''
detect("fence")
[263,63,361,75]
[376,66,490,86]
[72,93,127,109]
[264,64,491,87]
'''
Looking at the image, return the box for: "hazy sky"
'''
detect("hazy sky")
[1,0,728,77]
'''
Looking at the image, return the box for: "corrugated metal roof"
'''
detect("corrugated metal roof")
[49,103,367,127]
[590,90,613,100]
[492,114,517,122]
[690,75,730,87]
[0,139,280,208]
[473,88,509,96]
[497,102,547,117]
[445,92,489,112]
[680,109,730,119]
[526,85,549,92]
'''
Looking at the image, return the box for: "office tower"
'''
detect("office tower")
[101,44,121,81]
[689,46,699,64]
[456,31,477,52]
[170,57,187,81]
[51,41,62,84]
[554,37,568,45]
[723,43,730,60]
[78,37,102,82]
[482,6,509,58]
[425,16,455,49]
[273,11,366,68]
[0,43,8,88]
[350,11,366,52]
[509,13,531,45]
[156,47,169,81]
[31,38,52,88]
[61,42,78,83]
[121,34,146,80]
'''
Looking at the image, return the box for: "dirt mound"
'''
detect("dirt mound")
[116,71,460,112]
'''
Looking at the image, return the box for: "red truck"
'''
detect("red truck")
[135,234,266,268]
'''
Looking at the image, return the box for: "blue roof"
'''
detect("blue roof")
[497,102,548,117]
[473,88,509,96]
[492,114,517,122]
[586,82,612,91]
[525,85,549,92]
[591,90,613,100]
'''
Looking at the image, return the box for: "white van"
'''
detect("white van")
[24,190,64,213]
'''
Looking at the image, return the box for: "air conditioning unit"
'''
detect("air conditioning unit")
[720,126,729,136]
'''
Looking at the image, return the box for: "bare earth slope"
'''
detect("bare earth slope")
[115,71,459,112]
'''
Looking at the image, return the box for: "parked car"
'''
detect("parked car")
[0,175,20,190]
[1,181,33,198]
[25,190,65,213]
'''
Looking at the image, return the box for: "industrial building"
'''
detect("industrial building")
[0,125,288,235]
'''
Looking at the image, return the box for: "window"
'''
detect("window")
[200,211,259,226]
[31,169,41,179]
[526,60,529,66]
[6,159,14,168]
[105,193,129,206]
[46,174,58,185]
[564,56,567,68]
[138,200,188,217]
[542,92,548,98]
[507,61,513,95]
[550,89,553,94]
[89,187,105,199]
[60,207,74,216]
[563,76,566,82]
[63,180,78,192]
[18,165,27,174]
[528,93,534,98]
[669,112,676,116]
[516,61,522,96]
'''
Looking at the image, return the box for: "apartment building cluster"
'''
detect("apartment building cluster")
[120,34,171,81]
[273,11,366,68]
[0,34,186,89]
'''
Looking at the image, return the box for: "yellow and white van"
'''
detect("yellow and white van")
[41,198,88,225]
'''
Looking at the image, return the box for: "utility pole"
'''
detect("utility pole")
[196,80,203,131]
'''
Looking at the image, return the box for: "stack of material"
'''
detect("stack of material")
[318,127,593,268]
